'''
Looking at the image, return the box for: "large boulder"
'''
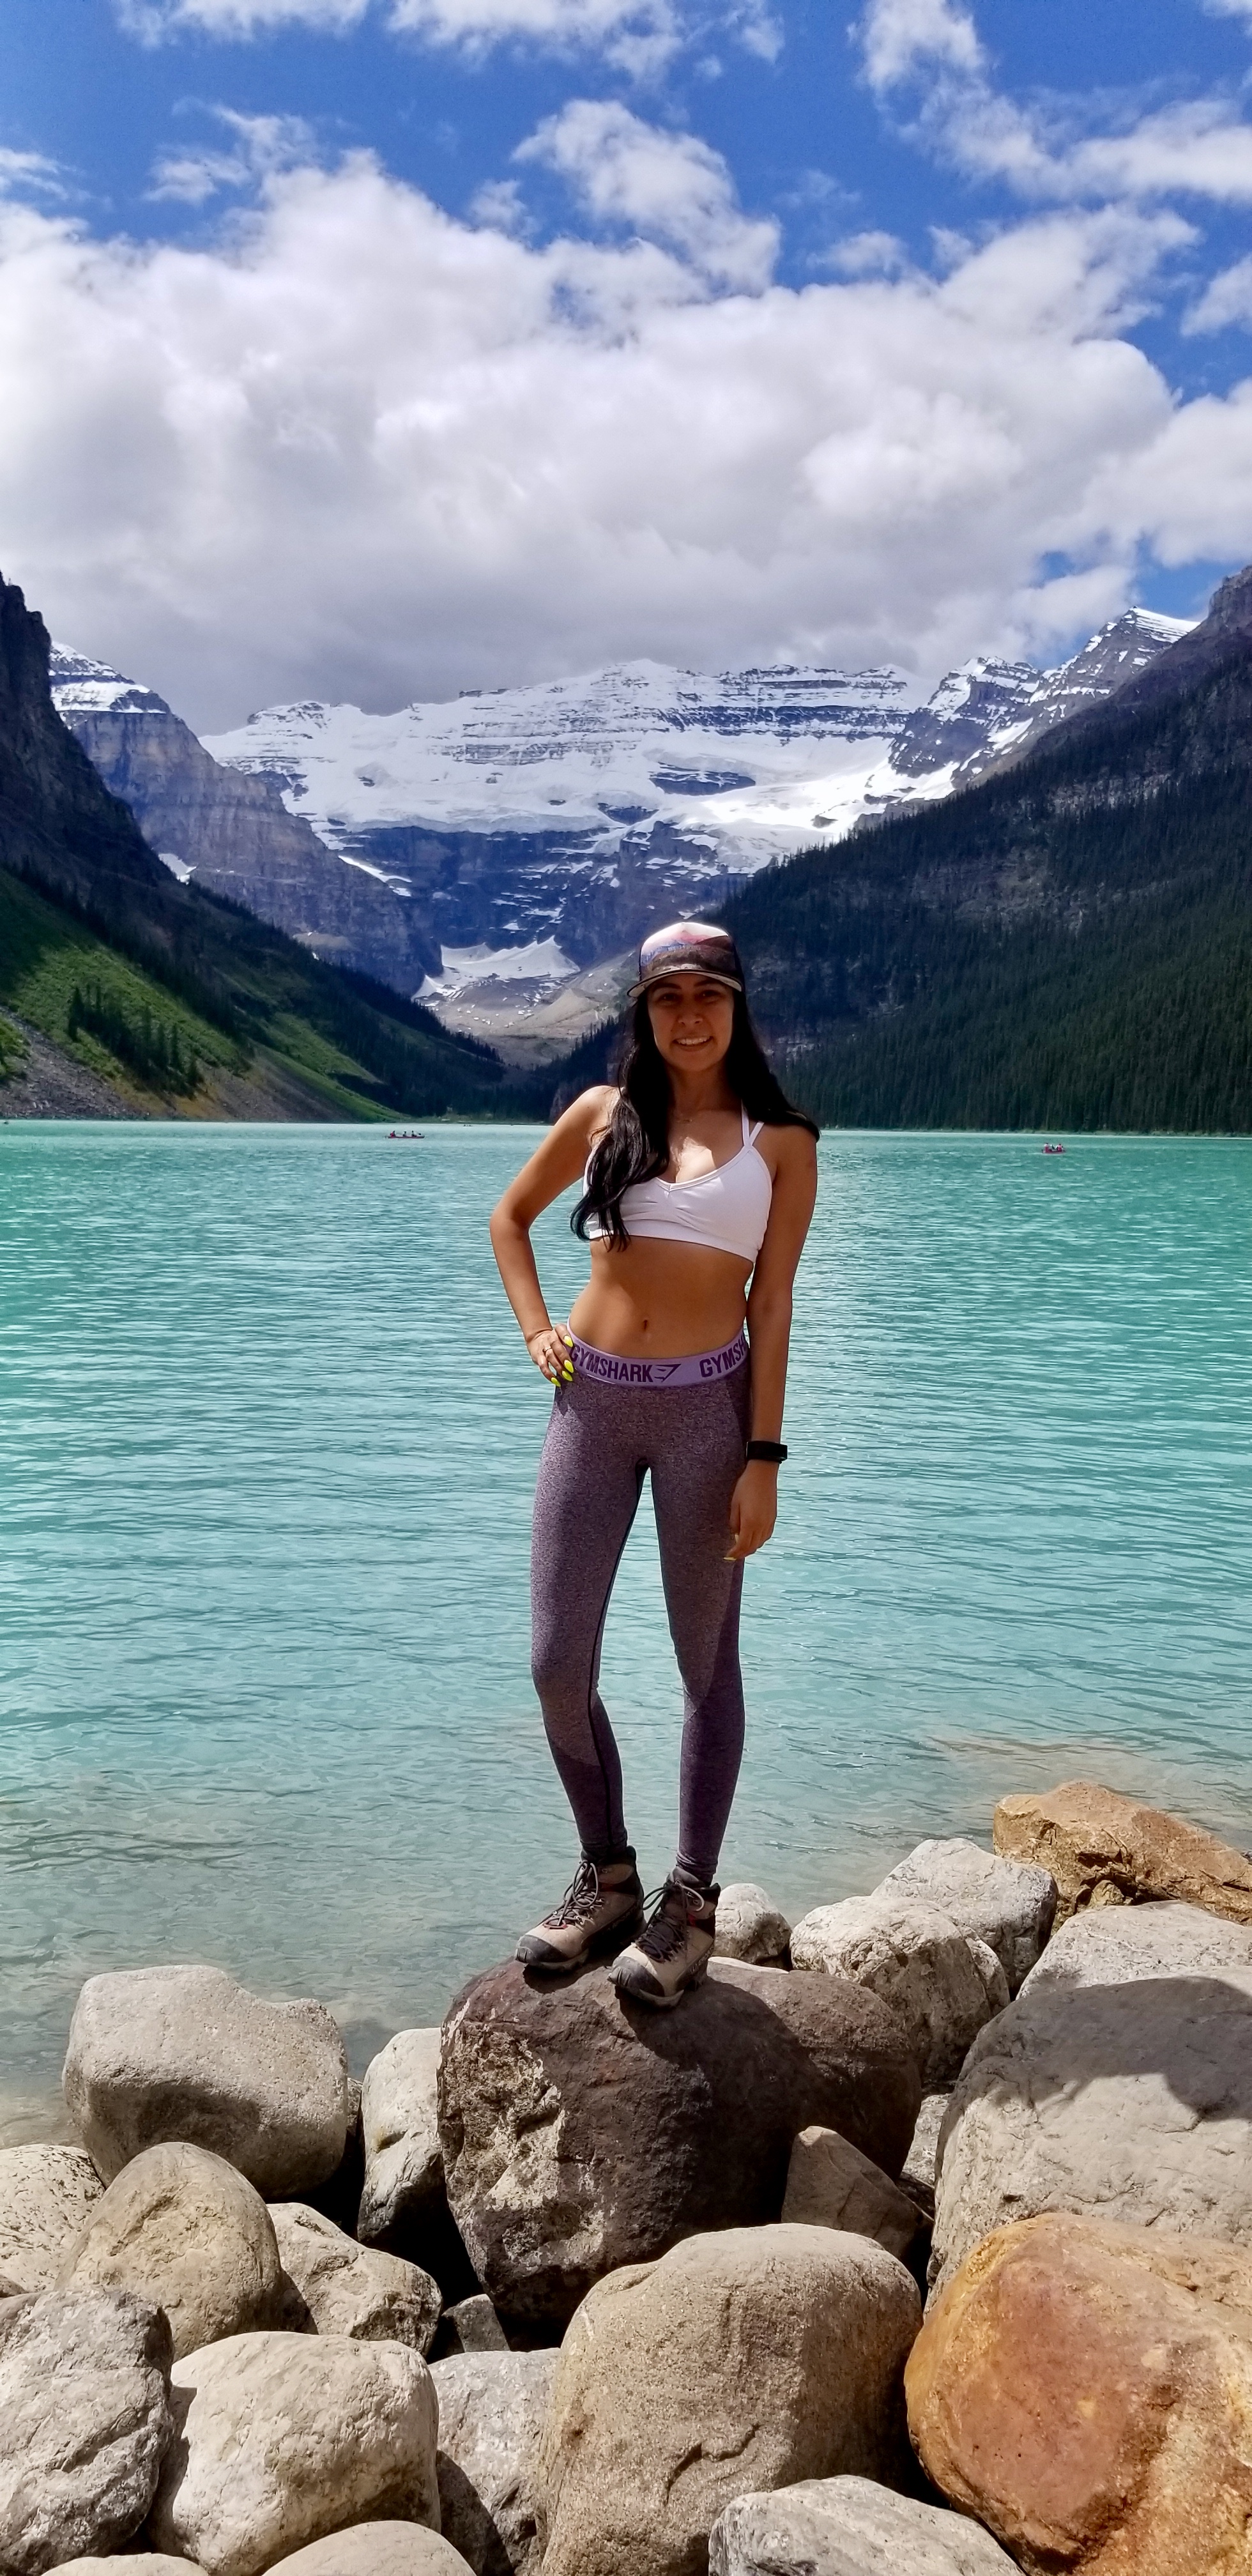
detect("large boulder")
[993,1780,1252,1924]
[713,1885,791,1965]
[358,2031,443,2250]
[431,2350,555,2575]
[439,1959,920,2329]
[0,2286,172,2573]
[271,2202,440,2352]
[263,2535,471,2573]
[0,2147,103,2292]
[908,2212,1252,2575]
[63,1966,352,2197]
[1018,1896,1252,1997]
[790,1899,1008,2089]
[148,2330,439,2576]
[57,2142,286,2361]
[900,2094,949,2223]
[540,2227,920,2576]
[781,2127,920,2264]
[874,1839,1056,1993]
[709,2476,1018,2574]
[930,1959,1252,2295]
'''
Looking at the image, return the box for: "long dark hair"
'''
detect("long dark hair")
[573,983,819,1248]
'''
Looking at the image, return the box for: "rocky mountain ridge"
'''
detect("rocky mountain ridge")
[52,611,1189,1060]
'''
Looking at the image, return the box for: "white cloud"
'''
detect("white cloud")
[857,0,982,93]
[116,0,768,72]
[1185,252,1252,331]
[822,228,910,277]
[857,0,1252,208]
[516,100,777,287]
[149,111,316,205]
[2,146,1249,733]
[0,149,65,201]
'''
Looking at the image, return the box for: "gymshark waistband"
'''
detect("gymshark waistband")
[569,1328,748,1388]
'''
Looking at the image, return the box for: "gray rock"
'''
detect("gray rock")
[0,2146,103,2292]
[931,1962,1252,2295]
[439,1958,920,2330]
[263,2531,473,2573]
[781,2127,920,2263]
[709,2474,1018,2574]
[436,2295,509,2356]
[791,1898,1009,2089]
[431,2350,556,2574]
[358,2030,443,2250]
[270,2202,441,2353]
[1017,1897,1252,1997]
[540,2226,922,2576]
[57,2142,286,2361]
[63,1966,353,2198]
[148,2329,439,2576]
[900,2093,950,2223]
[874,1838,1057,1994]
[706,1957,791,1990]
[0,2286,173,2573]
[45,2561,202,2573]
[714,1885,791,1965]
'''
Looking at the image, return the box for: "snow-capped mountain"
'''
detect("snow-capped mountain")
[51,611,1190,1062]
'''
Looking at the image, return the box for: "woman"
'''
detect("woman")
[489,920,818,2007]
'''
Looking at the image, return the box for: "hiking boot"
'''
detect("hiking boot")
[611,1873,719,2008]
[515,1853,644,1974]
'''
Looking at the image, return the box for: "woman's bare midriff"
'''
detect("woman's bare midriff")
[569,1238,754,1359]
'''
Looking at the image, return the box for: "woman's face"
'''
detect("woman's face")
[646,974,735,1075]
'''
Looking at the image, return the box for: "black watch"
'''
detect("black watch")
[745,1439,788,1464]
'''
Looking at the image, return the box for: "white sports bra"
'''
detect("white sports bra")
[585,1105,773,1262]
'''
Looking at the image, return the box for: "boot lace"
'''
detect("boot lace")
[635,1882,700,1963]
[542,1860,606,1930]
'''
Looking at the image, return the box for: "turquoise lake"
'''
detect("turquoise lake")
[3,1122,1251,2140]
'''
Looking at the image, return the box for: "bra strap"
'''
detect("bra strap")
[740,1105,751,1144]
[747,1116,763,1144]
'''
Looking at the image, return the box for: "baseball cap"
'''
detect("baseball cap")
[628,920,744,1000]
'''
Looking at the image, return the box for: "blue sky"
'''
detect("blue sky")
[3,0,1252,723]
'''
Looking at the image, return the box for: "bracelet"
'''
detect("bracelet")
[745,1439,788,1464]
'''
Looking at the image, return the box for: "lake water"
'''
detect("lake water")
[3,1122,1251,2140]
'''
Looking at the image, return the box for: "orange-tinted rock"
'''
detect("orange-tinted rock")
[993,1781,1252,1925]
[906,2212,1252,2575]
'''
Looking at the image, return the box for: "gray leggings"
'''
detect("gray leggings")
[530,1360,751,1886]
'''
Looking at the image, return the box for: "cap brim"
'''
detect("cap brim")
[629,964,743,1000]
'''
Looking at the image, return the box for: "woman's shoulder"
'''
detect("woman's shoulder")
[753,1116,818,1177]
[563,1082,618,1146]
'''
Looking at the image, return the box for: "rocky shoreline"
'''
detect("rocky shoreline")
[4,1777,1252,2575]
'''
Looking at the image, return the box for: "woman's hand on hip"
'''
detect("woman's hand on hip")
[526,1324,575,1384]
[726,1462,779,1562]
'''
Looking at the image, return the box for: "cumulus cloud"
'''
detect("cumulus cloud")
[857,0,1252,208]
[2,141,1249,732]
[0,149,65,200]
[516,99,777,286]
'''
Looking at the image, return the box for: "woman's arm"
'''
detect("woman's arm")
[489,1087,613,1382]
[727,1124,819,1563]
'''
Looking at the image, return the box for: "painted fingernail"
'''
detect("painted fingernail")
[563,1335,574,1346]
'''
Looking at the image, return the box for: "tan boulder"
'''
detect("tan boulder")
[993,1781,1252,1926]
[781,2126,920,2263]
[0,2285,173,2573]
[270,2202,441,2351]
[358,2030,444,2251]
[790,1897,1008,2088]
[63,1966,352,2196]
[907,2211,1252,2575]
[713,1885,791,1965]
[539,2224,921,2576]
[148,2329,439,2576]
[46,2562,202,2573]
[264,2533,471,2573]
[0,2145,103,2291]
[58,2142,286,2359]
